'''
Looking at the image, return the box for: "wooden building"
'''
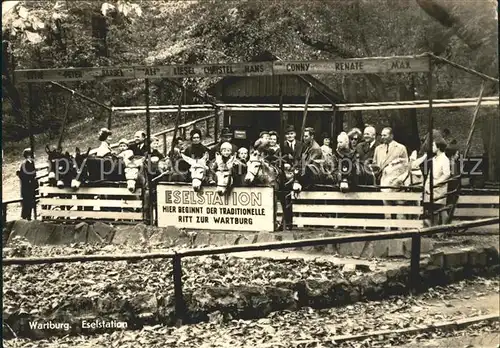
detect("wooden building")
[207,52,345,148]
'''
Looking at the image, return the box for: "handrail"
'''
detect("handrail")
[3,218,497,266]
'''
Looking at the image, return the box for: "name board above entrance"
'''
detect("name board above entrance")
[273,57,430,75]
[156,184,275,232]
[15,56,430,82]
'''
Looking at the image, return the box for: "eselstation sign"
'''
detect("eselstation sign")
[15,56,430,82]
[156,184,275,232]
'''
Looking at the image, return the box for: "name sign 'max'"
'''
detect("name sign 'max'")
[15,56,429,82]
[156,184,274,232]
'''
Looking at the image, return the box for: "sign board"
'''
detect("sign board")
[135,62,273,79]
[156,184,274,232]
[273,57,430,75]
[234,130,247,139]
[15,67,136,82]
[15,56,429,82]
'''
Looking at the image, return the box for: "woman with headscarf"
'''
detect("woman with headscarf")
[347,128,362,151]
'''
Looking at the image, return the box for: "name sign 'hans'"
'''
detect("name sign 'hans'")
[156,184,274,232]
[15,56,429,82]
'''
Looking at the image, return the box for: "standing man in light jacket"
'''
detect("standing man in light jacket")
[372,127,409,226]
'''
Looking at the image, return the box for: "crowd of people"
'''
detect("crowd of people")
[17,122,460,225]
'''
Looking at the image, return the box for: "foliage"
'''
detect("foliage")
[2,0,497,147]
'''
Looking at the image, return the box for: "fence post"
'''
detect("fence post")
[214,107,220,144]
[410,232,421,294]
[163,133,167,157]
[172,253,185,326]
[205,118,210,138]
[2,203,7,225]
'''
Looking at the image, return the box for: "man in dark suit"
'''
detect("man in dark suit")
[356,125,380,186]
[298,127,324,174]
[16,148,38,220]
[282,125,302,167]
[129,130,148,157]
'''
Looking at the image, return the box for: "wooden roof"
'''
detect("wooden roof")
[207,51,345,103]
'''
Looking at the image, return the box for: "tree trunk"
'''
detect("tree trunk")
[92,12,108,58]
[2,40,23,130]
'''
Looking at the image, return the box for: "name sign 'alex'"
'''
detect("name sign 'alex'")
[156,185,274,232]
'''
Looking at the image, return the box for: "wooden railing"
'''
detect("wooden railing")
[2,218,498,324]
[34,111,220,169]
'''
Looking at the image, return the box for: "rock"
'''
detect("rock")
[112,224,148,245]
[372,241,389,258]
[484,246,500,266]
[403,237,434,258]
[467,248,487,267]
[194,232,211,246]
[429,251,445,268]
[234,234,253,245]
[2,220,16,245]
[338,242,366,257]
[210,233,227,246]
[387,239,406,257]
[225,233,240,245]
[254,232,276,244]
[92,221,115,242]
[148,226,179,245]
[360,241,375,258]
[342,263,357,273]
[304,279,335,308]
[274,233,295,242]
[443,249,469,268]
[7,220,56,246]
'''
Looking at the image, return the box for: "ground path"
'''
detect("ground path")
[4,277,498,348]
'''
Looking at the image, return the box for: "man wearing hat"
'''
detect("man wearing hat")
[16,148,38,220]
[129,130,148,157]
[282,125,302,166]
[95,128,113,157]
[210,127,237,160]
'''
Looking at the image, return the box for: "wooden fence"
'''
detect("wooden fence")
[453,192,499,233]
[290,191,424,229]
[38,184,144,223]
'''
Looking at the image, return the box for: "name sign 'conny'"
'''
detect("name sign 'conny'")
[156,184,275,232]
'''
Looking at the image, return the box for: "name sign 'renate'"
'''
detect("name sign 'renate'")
[273,57,430,74]
[156,185,275,232]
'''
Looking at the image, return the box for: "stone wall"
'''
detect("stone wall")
[4,220,436,259]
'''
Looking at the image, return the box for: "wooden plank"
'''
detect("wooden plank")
[136,62,274,79]
[40,198,143,208]
[292,191,422,201]
[458,195,499,205]
[454,208,499,217]
[273,56,430,75]
[293,217,424,228]
[15,56,429,83]
[39,210,143,220]
[16,67,136,82]
[39,186,142,196]
[292,204,423,215]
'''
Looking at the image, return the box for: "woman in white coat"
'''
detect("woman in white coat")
[423,138,451,226]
